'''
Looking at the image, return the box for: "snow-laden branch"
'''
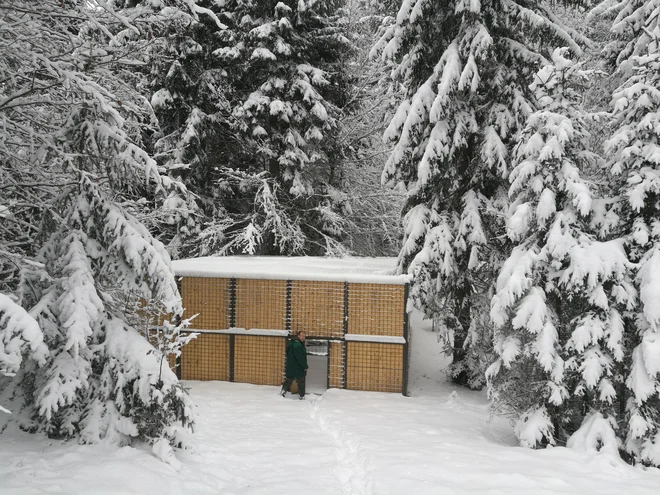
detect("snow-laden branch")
[0,293,48,376]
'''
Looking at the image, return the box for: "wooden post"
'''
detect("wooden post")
[343,281,349,389]
[402,283,410,397]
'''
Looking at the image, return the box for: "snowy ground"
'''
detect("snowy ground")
[2,315,660,494]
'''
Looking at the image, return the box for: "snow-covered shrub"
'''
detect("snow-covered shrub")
[567,412,621,459]
[0,295,48,414]
[8,178,195,461]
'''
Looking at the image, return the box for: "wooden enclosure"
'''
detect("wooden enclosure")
[171,257,411,395]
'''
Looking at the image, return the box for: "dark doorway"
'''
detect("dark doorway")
[305,339,328,394]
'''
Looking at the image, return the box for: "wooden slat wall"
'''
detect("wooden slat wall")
[233,335,285,386]
[290,280,344,337]
[181,277,231,330]
[328,341,344,389]
[346,342,403,393]
[180,333,231,381]
[235,279,287,330]
[348,283,405,337]
[175,276,407,394]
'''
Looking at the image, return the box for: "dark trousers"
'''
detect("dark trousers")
[282,375,305,397]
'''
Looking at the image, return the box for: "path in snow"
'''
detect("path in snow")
[308,395,373,495]
[176,384,342,494]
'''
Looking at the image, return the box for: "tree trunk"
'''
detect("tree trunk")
[268,158,280,177]
[450,287,471,387]
[262,158,282,255]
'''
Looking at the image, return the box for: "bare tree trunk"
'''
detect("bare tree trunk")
[451,287,471,386]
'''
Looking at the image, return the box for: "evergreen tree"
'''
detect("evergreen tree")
[488,49,635,449]
[144,1,229,256]
[0,0,203,465]
[594,0,660,466]
[372,0,584,389]
[150,0,353,256]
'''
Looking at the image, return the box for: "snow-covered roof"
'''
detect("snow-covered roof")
[172,256,410,285]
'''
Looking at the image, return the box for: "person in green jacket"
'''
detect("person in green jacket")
[280,330,308,400]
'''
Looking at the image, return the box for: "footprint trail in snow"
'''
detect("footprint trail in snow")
[308,395,374,495]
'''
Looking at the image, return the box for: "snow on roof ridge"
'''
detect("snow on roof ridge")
[345,334,406,344]
[172,255,411,285]
[186,328,291,337]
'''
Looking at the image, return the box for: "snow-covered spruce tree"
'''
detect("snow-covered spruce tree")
[0,0,205,464]
[593,0,660,466]
[142,1,229,257]
[18,178,193,458]
[488,48,636,449]
[149,0,353,256]
[372,0,586,389]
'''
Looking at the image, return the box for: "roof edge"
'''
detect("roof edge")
[173,268,411,285]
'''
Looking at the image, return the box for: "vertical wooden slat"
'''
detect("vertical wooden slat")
[235,279,287,330]
[180,333,231,381]
[348,283,405,337]
[181,277,231,330]
[289,280,344,337]
[346,342,404,393]
[402,283,410,397]
[328,341,344,389]
[233,335,286,386]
